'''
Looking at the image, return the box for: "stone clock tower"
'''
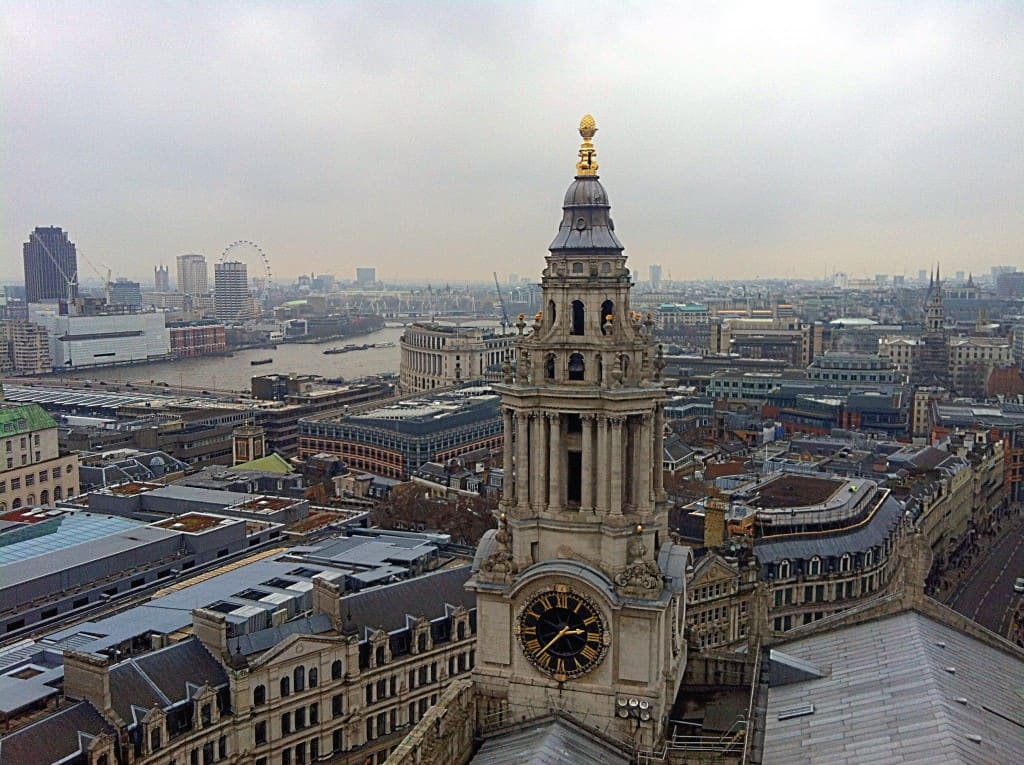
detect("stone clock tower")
[469,116,690,749]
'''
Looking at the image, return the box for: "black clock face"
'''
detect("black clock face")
[516,588,608,681]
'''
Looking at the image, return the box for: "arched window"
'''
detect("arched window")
[39,489,49,505]
[864,549,874,567]
[308,667,318,688]
[777,560,791,579]
[253,685,266,706]
[547,300,557,327]
[12,498,21,509]
[596,354,604,384]
[619,354,629,378]
[457,622,466,640]
[294,666,305,692]
[544,353,556,380]
[417,633,427,653]
[375,646,385,666]
[570,300,585,336]
[808,557,822,576]
[26,494,35,506]
[839,554,851,573]
[54,486,63,500]
[280,677,290,698]
[331,660,343,680]
[568,353,585,381]
[601,300,614,335]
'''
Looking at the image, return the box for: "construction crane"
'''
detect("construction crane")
[493,272,510,334]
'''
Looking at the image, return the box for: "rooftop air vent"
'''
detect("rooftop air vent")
[777,704,815,720]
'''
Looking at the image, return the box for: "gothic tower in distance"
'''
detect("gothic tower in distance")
[469,116,690,749]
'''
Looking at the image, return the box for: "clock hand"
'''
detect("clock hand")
[539,626,569,655]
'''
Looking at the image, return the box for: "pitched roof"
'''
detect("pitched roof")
[0,701,113,765]
[763,610,1024,764]
[346,566,474,633]
[131,638,227,704]
[0,404,56,436]
[233,452,295,474]
[470,715,631,765]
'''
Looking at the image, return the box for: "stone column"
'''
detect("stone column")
[581,414,595,511]
[532,413,548,510]
[654,404,665,499]
[639,413,653,508]
[596,416,609,513]
[548,412,561,511]
[502,408,514,502]
[515,412,529,508]
[609,417,623,515]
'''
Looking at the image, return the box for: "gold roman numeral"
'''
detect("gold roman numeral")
[586,631,601,644]
[583,615,598,626]
[556,658,567,675]
[538,595,553,610]
[520,624,536,636]
[536,652,552,669]
[581,644,599,662]
[524,638,541,653]
[555,592,569,609]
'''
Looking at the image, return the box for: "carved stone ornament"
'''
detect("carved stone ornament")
[615,531,662,598]
[479,513,518,583]
[502,359,513,383]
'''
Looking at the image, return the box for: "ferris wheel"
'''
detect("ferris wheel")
[220,240,273,298]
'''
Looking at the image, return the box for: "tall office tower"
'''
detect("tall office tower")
[649,263,663,290]
[355,267,376,285]
[23,227,79,303]
[214,261,251,320]
[154,265,170,292]
[177,253,208,296]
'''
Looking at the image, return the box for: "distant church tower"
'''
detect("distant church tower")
[233,423,266,465]
[915,266,949,386]
[469,116,689,749]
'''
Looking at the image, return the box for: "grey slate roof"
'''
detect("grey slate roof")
[346,565,474,633]
[228,613,334,657]
[754,493,903,564]
[109,662,164,723]
[0,701,114,765]
[471,716,631,765]
[763,610,1024,764]
[132,638,227,705]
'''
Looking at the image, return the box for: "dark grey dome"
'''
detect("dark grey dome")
[549,175,625,255]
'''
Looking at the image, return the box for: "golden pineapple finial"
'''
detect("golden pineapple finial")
[576,114,599,176]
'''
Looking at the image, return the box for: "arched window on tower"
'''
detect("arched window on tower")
[596,353,604,384]
[568,353,585,381]
[570,300,585,336]
[544,353,556,380]
[548,300,557,328]
[601,300,614,335]
[619,354,630,379]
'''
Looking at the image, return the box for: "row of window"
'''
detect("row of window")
[3,434,40,450]
[253,661,344,705]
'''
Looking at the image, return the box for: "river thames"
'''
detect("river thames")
[83,325,406,392]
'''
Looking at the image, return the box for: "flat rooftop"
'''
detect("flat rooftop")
[151,513,234,533]
[748,475,845,509]
[232,496,297,513]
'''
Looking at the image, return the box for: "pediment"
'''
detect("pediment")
[249,633,342,669]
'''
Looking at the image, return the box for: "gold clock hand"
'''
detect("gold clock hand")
[539,626,569,655]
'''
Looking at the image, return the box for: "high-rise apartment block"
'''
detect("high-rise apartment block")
[176,253,208,296]
[154,265,170,292]
[649,263,662,290]
[356,267,376,285]
[214,260,252,321]
[22,226,78,303]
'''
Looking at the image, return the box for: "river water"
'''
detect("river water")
[84,325,406,392]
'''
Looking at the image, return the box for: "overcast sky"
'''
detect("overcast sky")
[4,1,1023,286]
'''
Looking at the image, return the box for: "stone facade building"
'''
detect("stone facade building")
[468,116,690,750]
[0,402,78,510]
[399,323,517,394]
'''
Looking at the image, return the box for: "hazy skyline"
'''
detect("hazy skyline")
[4,1,1023,285]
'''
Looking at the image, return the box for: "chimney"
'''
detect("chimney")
[312,572,345,628]
[63,650,113,715]
[704,497,726,549]
[193,608,229,655]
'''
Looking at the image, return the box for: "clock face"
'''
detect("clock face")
[516,587,609,681]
